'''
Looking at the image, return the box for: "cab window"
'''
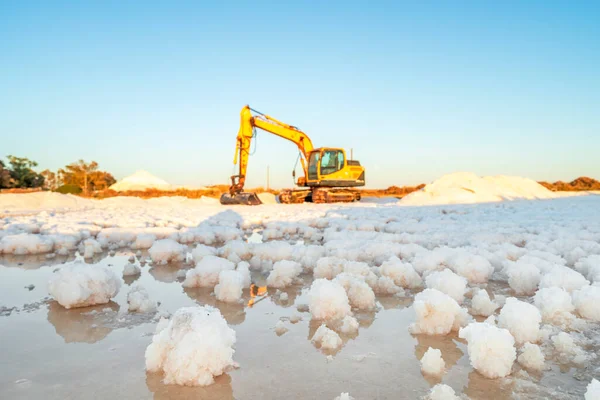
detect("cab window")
[308,152,320,180]
[320,150,344,175]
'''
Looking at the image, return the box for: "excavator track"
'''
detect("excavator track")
[312,188,361,204]
[278,188,360,204]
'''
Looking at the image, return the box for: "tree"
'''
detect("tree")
[41,169,58,190]
[0,160,15,188]
[6,155,44,188]
[58,160,114,193]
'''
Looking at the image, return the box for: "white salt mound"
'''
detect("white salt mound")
[81,238,102,259]
[48,264,121,309]
[539,266,589,293]
[409,289,469,335]
[123,263,141,276]
[314,257,346,280]
[572,285,600,321]
[110,170,172,192]
[498,298,541,345]
[267,260,302,288]
[505,261,541,295]
[340,315,359,334]
[214,270,244,303]
[420,347,446,376]
[127,285,157,313]
[459,322,516,379]
[425,269,468,304]
[274,320,288,335]
[335,273,376,310]
[132,233,157,249]
[191,244,217,262]
[308,279,351,321]
[379,256,423,289]
[517,342,544,371]
[311,324,342,350]
[533,287,575,326]
[552,332,587,364]
[401,172,560,206]
[586,379,600,400]
[334,393,354,400]
[183,256,235,288]
[148,239,186,265]
[236,261,252,288]
[0,233,54,255]
[257,192,278,204]
[471,289,499,317]
[425,384,460,400]
[145,306,236,386]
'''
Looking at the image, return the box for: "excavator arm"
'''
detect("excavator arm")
[228,105,313,195]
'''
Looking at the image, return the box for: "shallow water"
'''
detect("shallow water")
[0,251,592,400]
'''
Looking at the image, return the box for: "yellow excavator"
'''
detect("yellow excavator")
[220,105,365,205]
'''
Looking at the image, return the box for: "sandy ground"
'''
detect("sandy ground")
[0,250,593,400]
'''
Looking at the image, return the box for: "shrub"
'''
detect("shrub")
[55,184,83,194]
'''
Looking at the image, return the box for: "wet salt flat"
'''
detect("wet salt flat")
[1,194,600,399]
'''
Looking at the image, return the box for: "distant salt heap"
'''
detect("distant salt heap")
[110,170,172,192]
[401,172,573,205]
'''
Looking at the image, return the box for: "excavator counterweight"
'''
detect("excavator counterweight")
[220,105,365,205]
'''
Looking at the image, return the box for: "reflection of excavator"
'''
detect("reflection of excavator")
[248,284,268,307]
[220,105,365,205]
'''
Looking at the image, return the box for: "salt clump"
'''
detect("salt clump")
[334,273,376,310]
[517,342,544,371]
[425,384,460,400]
[266,260,302,288]
[123,263,141,276]
[533,287,575,326]
[311,324,342,350]
[148,239,186,265]
[539,266,589,293]
[425,269,467,304]
[409,289,469,335]
[586,379,600,400]
[420,347,445,376]
[183,256,235,288]
[572,285,600,321]
[48,264,121,309]
[127,285,157,312]
[145,306,236,386]
[308,279,351,321]
[498,298,541,344]
[340,315,359,334]
[214,270,244,303]
[379,256,422,289]
[471,289,499,317]
[459,321,516,378]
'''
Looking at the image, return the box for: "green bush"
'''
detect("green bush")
[55,184,82,194]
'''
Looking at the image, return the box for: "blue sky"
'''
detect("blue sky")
[1,1,599,188]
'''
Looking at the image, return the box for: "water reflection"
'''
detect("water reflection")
[463,370,513,400]
[377,295,412,310]
[149,264,187,283]
[47,301,119,344]
[0,253,75,269]
[413,333,464,372]
[123,273,141,286]
[184,287,246,325]
[146,371,234,400]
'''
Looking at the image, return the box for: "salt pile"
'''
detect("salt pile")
[425,384,460,400]
[401,172,565,205]
[517,342,544,371]
[459,321,516,378]
[145,306,237,386]
[109,170,172,192]
[148,239,186,265]
[308,279,351,321]
[311,324,342,350]
[183,256,235,288]
[127,285,157,312]
[409,289,470,335]
[420,347,446,376]
[497,298,541,345]
[214,270,245,303]
[48,264,121,309]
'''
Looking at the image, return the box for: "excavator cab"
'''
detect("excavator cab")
[304,148,365,188]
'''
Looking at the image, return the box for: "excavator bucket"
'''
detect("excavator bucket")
[220,192,262,206]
